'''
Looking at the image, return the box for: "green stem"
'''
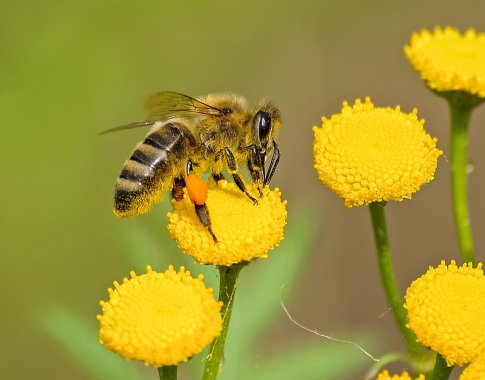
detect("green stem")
[203,263,244,380]
[158,365,177,380]
[368,202,421,355]
[449,101,475,264]
[430,353,453,380]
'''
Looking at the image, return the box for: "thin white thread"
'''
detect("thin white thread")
[378,307,392,319]
[280,286,379,362]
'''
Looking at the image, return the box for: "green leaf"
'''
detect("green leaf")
[249,335,379,380]
[39,308,141,380]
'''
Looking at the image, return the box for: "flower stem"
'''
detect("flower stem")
[449,100,475,264]
[203,263,244,380]
[158,365,177,380]
[368,202,421,355]
[430,353,453,380]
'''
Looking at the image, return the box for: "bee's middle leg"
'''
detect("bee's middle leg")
[212,151,226,183]
[239,144,266,198]
[212,173,225,182]
[223,147,258,204]
[172,176,186,201]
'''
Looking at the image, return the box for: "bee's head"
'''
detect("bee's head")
[253,100,281,153]
[251,100,281,185]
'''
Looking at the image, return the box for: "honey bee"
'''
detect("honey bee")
[104,91,281,240]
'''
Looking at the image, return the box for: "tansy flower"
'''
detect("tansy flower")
[373,369,425,380]
[168,180,287,266]
[404,260,485,366]
[312,97,442,207]
[460,351,485,379]
[405,27,485,98]
[97,265,222,367]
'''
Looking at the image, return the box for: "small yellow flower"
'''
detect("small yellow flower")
[404,260,485,366]
[97,265,222,367]
[405,27,485,98]
[312,97,442,207]
[373,369,425,380]
[168,180,287,266]
[460,351,485,379]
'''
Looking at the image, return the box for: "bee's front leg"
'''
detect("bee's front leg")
[223,147,258,204]
[264,140,280,186]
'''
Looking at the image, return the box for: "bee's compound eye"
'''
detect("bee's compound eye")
[254,110,272,139]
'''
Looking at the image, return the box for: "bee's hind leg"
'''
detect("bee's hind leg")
[184,163,218,242]
[194,204,217,242]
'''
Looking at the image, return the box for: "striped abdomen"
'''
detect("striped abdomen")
[114,122,196,217]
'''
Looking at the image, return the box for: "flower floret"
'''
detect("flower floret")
[404,260,485,366]
[97,265,222,367]
[373,370,425,380]
[313,97,442,207]
[405,26,485,98]
[460,351,485,379]
[168,180,287,266]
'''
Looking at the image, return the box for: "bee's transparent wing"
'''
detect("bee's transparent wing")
[98,120,155,135]
[99,92,223,135]
[145,91,223,119]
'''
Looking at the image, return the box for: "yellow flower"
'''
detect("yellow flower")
[405,27,485,98]
[460,351,485,379]
[404,260,485,366]
[168,180,287,266]
[97,265,222,367]
[373,369,425,380]
[312,97,442,207]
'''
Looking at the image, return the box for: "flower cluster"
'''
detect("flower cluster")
[168,180,287,266]
[373,370,425,380]
[97,266,222,367]
[405,261,485,376]
[313,97,442,207]
[405,27,485,98]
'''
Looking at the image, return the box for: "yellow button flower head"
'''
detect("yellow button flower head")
[373,370,425,380]
[460,351,485,380]
[313,98,442,207]
[97,265,222,367]
[404,260,485,366]
[168,180,287,266]
[405,27,485,98]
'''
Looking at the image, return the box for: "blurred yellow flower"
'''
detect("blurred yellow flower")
[168,180,287,266]
[404,260,485,366]
[312,97,442,207]
[405,26,485,98]
[460,351,485,379]
[373,369,425,380]
[97,265,222,367]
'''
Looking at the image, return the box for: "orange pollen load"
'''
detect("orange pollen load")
[186,173,209,205]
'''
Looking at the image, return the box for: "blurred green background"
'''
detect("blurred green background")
[2,1,485,379]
